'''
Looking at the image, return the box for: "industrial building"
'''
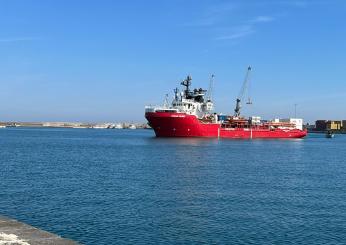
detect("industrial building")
[315,120,343,131]
[328,121,343,130]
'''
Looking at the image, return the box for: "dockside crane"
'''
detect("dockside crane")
[234,66,252,117]
[207,74,215,102]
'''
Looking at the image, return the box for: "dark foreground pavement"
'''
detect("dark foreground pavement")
[0,216,79,245]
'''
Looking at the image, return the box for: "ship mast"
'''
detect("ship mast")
[234,66,252,117]
[181,75,192,98]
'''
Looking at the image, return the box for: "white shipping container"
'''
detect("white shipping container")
[250,116,261,124]
[280,118,303,130]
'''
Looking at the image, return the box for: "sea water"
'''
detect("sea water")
[1,127,346,244]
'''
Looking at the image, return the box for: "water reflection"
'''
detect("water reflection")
[148,137,220,146]
[147,135,307,148]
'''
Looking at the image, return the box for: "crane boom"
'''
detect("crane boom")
[207,74,214,101]
[234,66,252,117]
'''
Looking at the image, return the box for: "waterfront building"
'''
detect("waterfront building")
[315,120,343,131]
[327,121,342,130]
[315,120,327,131]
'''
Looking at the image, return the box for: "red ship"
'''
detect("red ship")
[145,67,307,139]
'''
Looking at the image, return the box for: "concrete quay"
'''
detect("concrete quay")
[0,216,79,245]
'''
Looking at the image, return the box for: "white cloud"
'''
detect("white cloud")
[0,37,40,43]
[184,2,237,27]
[252,16,275,23]
[277,1,308,7]
[185,3,276,42]
[184,16,219,27]
[215,25,255,41]
[214,12,276,41]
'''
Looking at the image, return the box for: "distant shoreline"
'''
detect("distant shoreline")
[0,121,151,129]
[308,129,346,134]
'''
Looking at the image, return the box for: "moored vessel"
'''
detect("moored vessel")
[145,67,307,139]
[326,131,335,138]
[114,123,123,129]
[128,124,136,129]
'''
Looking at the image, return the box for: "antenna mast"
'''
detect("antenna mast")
[181,75,192,98]
[207,74,214,101]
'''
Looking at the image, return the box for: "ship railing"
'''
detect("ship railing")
[264,122,299,130]
[145,106,179,113]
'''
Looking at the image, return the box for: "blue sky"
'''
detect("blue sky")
[0,0,345,123]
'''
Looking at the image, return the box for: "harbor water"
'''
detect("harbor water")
[1,127,346,244]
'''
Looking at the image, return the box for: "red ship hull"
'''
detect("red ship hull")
[145,112,307,138]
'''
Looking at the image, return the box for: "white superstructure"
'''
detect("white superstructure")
[145,75,214,119]
[129,124,136,129]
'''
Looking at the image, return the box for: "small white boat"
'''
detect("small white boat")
[93,125,108,129]
[0,125,6,128]
[128,124,136,129]
[326,131,335,138]
[114,123,123,129]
